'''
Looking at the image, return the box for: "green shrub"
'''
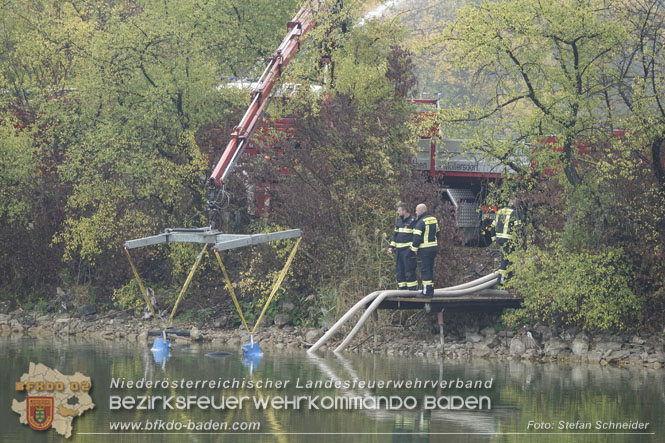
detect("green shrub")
[112,280,151,314]
[196,307,215,326]
[504,244,643,332]
[35,299,49,314]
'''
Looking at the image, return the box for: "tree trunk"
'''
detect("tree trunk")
[652,135,665,190]
[563,138,581,187]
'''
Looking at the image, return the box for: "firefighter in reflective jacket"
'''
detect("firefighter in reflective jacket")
[387,202,418,290]
[491,196,522,283]
[410,203,439,298]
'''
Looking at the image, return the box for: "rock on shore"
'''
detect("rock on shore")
[0,311,663,368]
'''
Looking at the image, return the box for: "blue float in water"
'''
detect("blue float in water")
[242,337,263,371]
[151,331,170,352]
[151,331,171,365]
[242,338,262,357]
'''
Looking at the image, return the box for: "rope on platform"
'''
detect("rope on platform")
[214,249,251,335]
[124,248,157,317]
[251,236,302,335]
[167,243,209,328]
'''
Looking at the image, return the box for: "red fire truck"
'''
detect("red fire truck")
[225,96,515,244]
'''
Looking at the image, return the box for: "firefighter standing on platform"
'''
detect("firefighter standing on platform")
[411,203,439,298]
[387,202,418,290]
[491,196,522,283]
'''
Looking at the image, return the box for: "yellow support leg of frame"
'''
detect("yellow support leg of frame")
[124,248,157,318]
[252,237,302,335]
[214,250,251,336]
[125,235,302,338]
[167,243,209,328]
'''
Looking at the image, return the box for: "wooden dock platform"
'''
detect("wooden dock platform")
[372,289,523,313]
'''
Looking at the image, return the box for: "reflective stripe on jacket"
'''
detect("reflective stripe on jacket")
[390,214,416,249]
[410,213,438,252]
[491,206,521,241]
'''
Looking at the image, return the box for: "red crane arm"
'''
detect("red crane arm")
[209,2,318,187]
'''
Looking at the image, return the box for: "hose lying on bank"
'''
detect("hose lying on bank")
[334,277,499,353]
[307,291,382,354]
[307,272,499,354]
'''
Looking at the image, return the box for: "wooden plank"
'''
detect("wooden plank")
[376,300,523,312]
[370,291,523,313]
[387,296,517,303]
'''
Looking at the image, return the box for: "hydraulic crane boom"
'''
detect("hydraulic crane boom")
[124,1,335,346]
[207,1,321,227]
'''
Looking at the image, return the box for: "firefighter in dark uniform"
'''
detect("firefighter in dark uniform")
[411,203,439,298]
[387,202,418,290]
[491,196,522,283]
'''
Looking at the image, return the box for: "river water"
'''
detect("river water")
[1,337,662,442]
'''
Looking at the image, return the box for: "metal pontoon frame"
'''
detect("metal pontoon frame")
[124,228,301,251]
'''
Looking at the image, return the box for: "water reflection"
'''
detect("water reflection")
[0,337,662,443]
[243,354,262,374]
[307,352,498,436]
[149,332,171,367]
